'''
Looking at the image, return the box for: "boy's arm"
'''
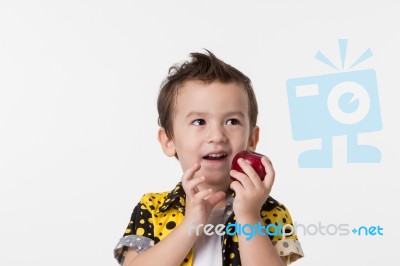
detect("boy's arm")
[235,216,286,266]
[123,219,196,266]
[123,164,225,266]
[230,157,286,266]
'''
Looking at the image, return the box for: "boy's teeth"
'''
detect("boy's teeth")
[205,153,226,159]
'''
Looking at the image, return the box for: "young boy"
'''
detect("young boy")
[114,50,304,265]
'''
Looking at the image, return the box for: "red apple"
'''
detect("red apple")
[231,151,267,181]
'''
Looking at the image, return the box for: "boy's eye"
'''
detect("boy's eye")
[226,119,240,125]
[192,119,206,126]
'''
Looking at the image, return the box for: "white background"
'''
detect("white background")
[1,1,399,265]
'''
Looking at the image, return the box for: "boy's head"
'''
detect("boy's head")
[157,50,258,140]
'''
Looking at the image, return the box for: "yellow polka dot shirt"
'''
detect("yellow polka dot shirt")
[114,183,304,265]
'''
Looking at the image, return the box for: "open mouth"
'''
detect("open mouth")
[202,153,228,160]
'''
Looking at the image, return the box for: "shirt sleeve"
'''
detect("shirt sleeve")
[114,198,156,265]
[261,200,304,264]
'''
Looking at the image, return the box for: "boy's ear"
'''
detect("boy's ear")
[246,126,260,151]
[157,127,176,157]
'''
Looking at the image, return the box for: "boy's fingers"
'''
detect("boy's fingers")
[208,191,226,207]
[230,170,252,189]
[261,157,275,188]
[261,156,272,168]
[236,159,259,187]
[230,180,244,194]
[181,164,203,197]
[182,163,201,184]
[194,188,213,203]
[186,176,205,195]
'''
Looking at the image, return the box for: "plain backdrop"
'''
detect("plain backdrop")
[1,1,399,265]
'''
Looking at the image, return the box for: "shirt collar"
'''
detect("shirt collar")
[158,182,186,214]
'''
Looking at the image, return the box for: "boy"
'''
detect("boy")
[114,50,304,265]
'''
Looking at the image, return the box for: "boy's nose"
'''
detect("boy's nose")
[207,125,227,143]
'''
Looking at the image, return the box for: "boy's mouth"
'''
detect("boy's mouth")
[202,153,228,160]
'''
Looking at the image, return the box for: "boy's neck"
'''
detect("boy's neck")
[214,198,227,209]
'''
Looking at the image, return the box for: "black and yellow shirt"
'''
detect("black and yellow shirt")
[114,183,304,265]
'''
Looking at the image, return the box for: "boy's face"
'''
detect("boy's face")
[158,80,259,188]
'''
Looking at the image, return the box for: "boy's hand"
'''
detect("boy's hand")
[181,164,226,231]
[229,157,275,221]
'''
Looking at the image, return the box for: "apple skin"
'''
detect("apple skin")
[231,151,267,181]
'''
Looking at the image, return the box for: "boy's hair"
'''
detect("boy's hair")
[157,49,258,139]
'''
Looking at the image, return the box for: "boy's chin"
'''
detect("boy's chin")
[201,159,230,170]
[198,162,230,179]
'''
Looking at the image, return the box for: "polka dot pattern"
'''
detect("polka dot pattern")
[273,239,304,262]
[113,182,304,265]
